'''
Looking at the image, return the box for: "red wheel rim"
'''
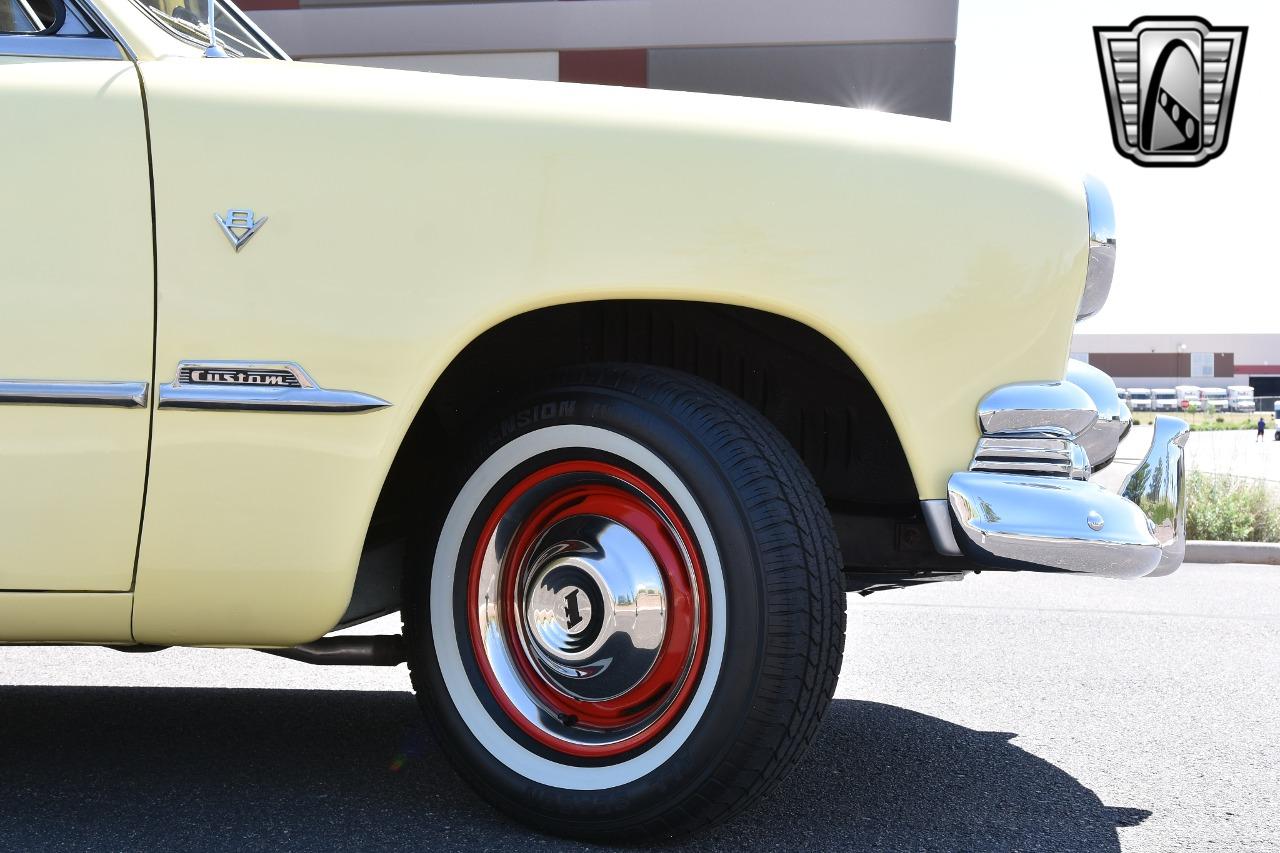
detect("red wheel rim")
[466,459,709,758]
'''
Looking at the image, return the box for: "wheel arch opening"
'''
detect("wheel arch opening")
[343,300,940,627]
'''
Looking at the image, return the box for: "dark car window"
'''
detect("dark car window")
[0,0,50,33]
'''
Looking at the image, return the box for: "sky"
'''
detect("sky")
[951,1,1279,334]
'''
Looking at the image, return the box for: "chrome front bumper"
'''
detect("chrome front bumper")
[932,363,1190,579]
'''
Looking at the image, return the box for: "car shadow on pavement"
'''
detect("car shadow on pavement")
[0,687,1148,852]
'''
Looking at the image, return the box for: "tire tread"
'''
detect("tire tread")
[406,363,846,840]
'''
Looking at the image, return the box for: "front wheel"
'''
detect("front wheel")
[404,364,845,839]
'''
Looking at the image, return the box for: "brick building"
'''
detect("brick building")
[1072,333,1280,398]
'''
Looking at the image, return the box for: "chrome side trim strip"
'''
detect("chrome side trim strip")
[160,385,391,413]
[0,33,124,59]
[0,380,147,408]
[158,361,390,413]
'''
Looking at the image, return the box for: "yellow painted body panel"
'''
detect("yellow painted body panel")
[128,57,1085,646]
[3,1,1088,645]
[0,57,153,592]
[0,593,133,643]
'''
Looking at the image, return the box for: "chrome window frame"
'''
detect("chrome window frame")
[125,0,288,59]
[0,0,127,59]
[208,0,289,59]
[14,0,44,28]
[0,0,287,61]
[0,32,123,57]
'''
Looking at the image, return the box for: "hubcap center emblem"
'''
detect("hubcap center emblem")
[561,587,589,632]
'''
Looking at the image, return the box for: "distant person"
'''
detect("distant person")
[1259,416,1267,443]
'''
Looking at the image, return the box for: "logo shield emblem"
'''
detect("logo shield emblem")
[1094,17,1247,167]
[214,208,268,251]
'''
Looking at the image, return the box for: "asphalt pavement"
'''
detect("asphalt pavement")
[1,563,1276,852]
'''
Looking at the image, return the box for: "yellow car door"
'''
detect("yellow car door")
[0,12,153,591]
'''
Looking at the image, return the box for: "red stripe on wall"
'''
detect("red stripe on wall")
[236,0,298,10]
[559,49,648,88]
[1236,365,1280,375]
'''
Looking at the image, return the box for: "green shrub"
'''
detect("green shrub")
[1129,413,1258,430]
[1185,472,1280,542]
[1188,417,1258,431]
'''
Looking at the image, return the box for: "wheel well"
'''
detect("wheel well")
[409,300,914,503]
[343,301,951,626]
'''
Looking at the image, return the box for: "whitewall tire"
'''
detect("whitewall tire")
[403,364,845,840]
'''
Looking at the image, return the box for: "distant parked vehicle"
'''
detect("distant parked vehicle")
[1228,385,1256,413]
[1200,387,1228,412]
[1153,388,1179,411]
[1175,385,1202,410]
[1127,387,1153,411]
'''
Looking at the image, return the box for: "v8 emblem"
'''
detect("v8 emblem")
[215,208,268,252]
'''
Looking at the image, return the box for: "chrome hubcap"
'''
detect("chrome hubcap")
[468,462,707,754]
[520,516,668,701]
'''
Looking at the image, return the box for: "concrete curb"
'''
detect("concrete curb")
[1186,540,1280,565]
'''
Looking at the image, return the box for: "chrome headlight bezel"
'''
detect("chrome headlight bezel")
[1078,175,1116,320]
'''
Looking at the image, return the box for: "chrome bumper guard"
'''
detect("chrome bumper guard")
[936,362,1190,579]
